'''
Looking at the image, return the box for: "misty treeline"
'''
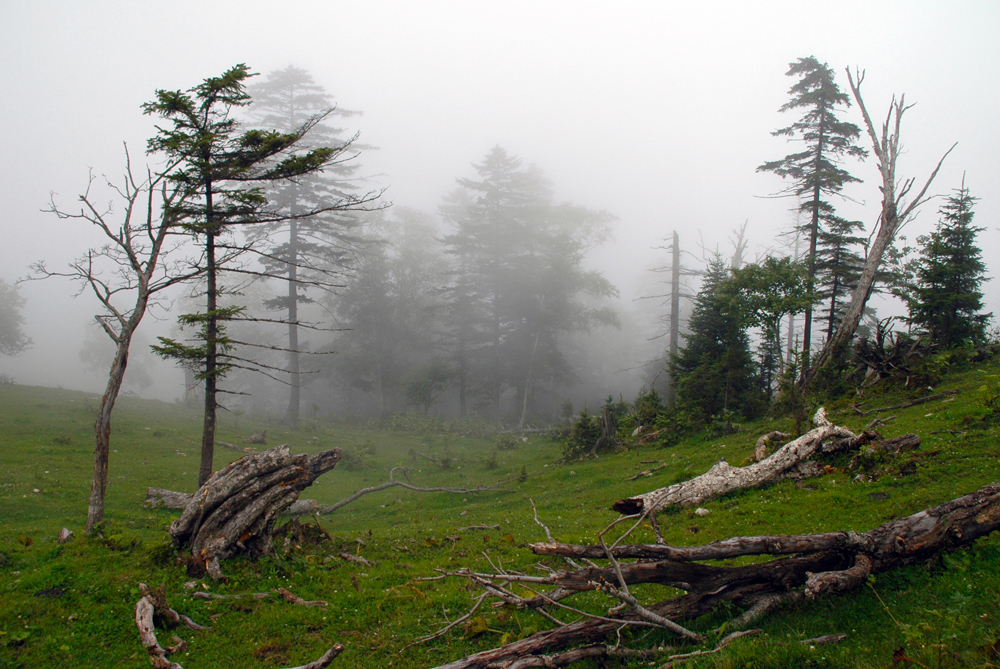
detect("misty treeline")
[14,56,989,530]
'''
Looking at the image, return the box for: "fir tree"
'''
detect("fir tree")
[672,255,763,424]
[909,183,990,348]
[758,56,867,372]
[814,215,867,341]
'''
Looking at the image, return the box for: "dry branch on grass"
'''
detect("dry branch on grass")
[147,464,509,523]
[168,445,341,581]
[613,409,874,515]
[852,389,959,416]
[420,481,1000,669]
[134,584,344,669]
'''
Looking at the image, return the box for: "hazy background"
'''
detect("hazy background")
[2,0,997,406]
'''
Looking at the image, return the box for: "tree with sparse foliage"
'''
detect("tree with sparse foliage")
[144,64,365,487]
[248,65,376,427]
[908,183,990,348]
[758,56,867,374]
[0,279,30,357]
[814,214,867,341]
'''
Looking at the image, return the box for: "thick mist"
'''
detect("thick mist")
[1,1,998,420]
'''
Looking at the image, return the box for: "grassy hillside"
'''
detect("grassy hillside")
[1,361,999,668]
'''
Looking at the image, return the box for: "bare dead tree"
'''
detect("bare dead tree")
[804,69,956,388]
[34,147,202,533]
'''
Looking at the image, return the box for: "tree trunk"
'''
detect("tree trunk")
[612,409,862,515]
[287,215,301,428]
[666,230,680,410]
[170,445,341,581]
[428,481,1000,669]
[86,330,132,533]
[200,225,218,488]
[518,329,542,429]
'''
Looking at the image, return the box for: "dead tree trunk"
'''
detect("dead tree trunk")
[425,481,1000,669]
[804,70,955,388]
[613,408,868,515]
[169,445,340,581]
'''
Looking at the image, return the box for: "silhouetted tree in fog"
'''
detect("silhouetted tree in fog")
[0,279,30,357]
[441,147,618,426]
[145,64,378,487]
[248,65,374,426]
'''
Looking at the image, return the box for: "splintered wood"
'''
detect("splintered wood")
[168,445,341,581]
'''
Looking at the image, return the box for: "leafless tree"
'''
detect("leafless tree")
[804,69,956,388]
[35,146,202,533]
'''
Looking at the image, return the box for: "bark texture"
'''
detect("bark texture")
[169,445,340,580]
[613,409,865,515]
[428,482,1000,669]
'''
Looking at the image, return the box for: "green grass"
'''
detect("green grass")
[1,362,1000,668]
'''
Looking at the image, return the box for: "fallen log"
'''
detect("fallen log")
[169,445,341,581]
[423,481,1000,669]
[613,408,867,515]
[146,487,320,516]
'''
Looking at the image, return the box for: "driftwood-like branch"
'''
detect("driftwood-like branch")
[613,409,864,515]
[135,586,343,669]
[139,583,210,631]
[169,445,341,581]
[277,587,328,609]
[422,481,1000,669]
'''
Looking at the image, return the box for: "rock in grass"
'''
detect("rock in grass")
[57,528,74,544]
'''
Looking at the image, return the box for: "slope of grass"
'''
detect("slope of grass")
[1,360,999,669]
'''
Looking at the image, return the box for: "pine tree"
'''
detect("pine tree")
[441,146,617,424]
[144,64,350,486]
[672,255,763,424]
[814,215,867,341]
[758,56,867,373]
[908,183,990,348]
[247,65,374,426]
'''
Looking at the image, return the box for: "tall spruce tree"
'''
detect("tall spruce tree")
[758,56,867,374]
[145,64,352,486]
[672,255,763,424]
[247,66,374,426]
[909,183,990,348]
[815,215,867,341]
[441,146,617,424]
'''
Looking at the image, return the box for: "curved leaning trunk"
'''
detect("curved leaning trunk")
[86,334,132,533]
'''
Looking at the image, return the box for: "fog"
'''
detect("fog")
[2,1,998,416]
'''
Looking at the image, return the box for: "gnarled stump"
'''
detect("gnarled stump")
[169,445,340,580]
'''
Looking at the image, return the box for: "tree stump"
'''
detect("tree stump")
[169,445,341,580]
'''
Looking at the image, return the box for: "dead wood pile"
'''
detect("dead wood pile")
[168,445,340,581]
[423,481,1000,669]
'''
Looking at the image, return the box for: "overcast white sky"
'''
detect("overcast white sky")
[2,0,998,396]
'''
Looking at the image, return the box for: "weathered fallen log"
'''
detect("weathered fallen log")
[424,481,1000,669]
[613,409,871,515]
[169,445,341,581]
[146,487,320,516]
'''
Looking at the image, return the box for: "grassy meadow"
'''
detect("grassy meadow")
[2,362,1000,668]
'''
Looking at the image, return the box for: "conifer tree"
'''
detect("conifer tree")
[145,64,355,486]
[247,66,375,426]
[758,56,867,374]
[672,256,762,424]
[814,215,867,341]
[908,183,990,348]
